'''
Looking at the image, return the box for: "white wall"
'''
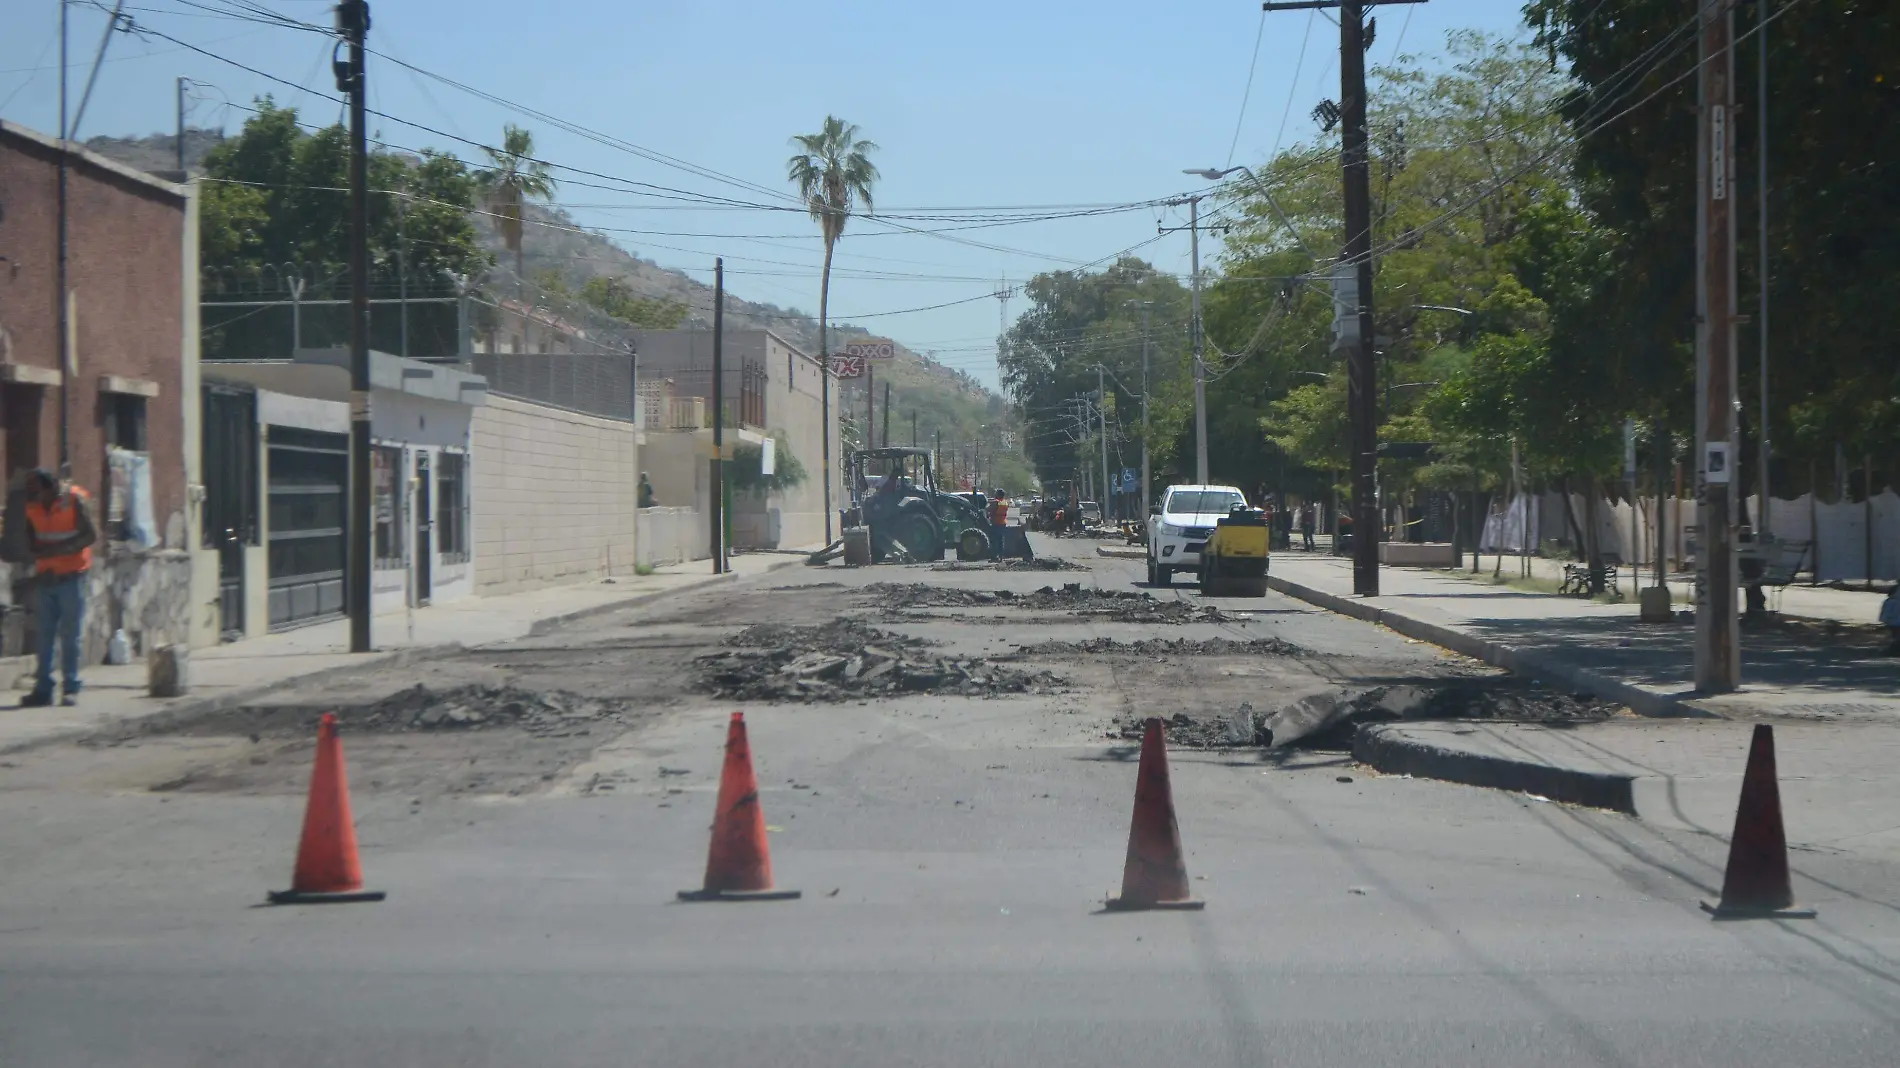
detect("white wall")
[636,506,704,568]
[472,394,638,594]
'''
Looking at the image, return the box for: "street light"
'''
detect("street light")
[1185,165,1320,262]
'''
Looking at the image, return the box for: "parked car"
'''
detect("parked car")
[1145,484,1248,585]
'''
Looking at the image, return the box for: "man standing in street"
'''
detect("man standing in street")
[20,470,96,708]
[1299,502,1317,551]
[988,489,1012,560]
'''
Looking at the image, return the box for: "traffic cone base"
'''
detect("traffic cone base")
[1699,899,1814,921]
[268,712,382,906]
[677,888,802,902]
[1103,718,1204,912]
[679,712,799,904]
[268,888,389,905]
[1104,895,1204,911]
[1702,724,1815,922]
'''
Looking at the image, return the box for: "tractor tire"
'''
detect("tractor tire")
[1154,564,1172,586]
[956,527,991,561]
[895,513,942,561]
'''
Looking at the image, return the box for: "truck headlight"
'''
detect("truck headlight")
[1157,522,1185,537]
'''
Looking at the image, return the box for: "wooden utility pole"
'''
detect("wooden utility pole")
[1695,0,1740,691]
[710,259,726,574]
[865,363,875,450]
[1263,0,1425,596]
[882,381,892,452]
[339,0,374,652]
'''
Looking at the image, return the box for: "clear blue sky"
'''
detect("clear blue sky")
[2,0,1536,389]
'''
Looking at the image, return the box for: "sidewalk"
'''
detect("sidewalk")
[1267,551,1899,721]
[1449,547,1888,627]
[0,551,807,753]
[1352,718,1900,862]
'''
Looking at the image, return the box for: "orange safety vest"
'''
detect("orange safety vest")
[25,486,92,575]
[989,499,1009,525]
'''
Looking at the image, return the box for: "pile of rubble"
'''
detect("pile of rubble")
[350,684,626,737]
[868,582,1230,623]
[927,557,1088,573]
[1110,678,1617,751]
[1014,635,1298,657]
[1115,708,1273,748]
[695,619,1063,702]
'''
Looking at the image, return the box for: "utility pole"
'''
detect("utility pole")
[338,0,373,653]
[882,380,891,452]
[1140,303,1152,518]
[1158,198,1216,484]
[1756,0,1771,536]
[865,362,875,450]
[57,0,70,474]
[175,77,187,173]
[1097,366,1110,521]
[1263,0,1424,599]
[710,258,726,574]
[1189,197,1207,485]
[911,411,918,448]
[1695,0,1739,691]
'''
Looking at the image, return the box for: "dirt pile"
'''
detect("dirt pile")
[349,685,627,736]
[1114,707,1272,748]
[927,557,1088,573]
[695,619,1063,702]
[1112,678,1617,750]
[1014,635,1298,657]
[869,582,1229,623]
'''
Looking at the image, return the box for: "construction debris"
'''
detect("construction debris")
[351,685,628,737]
[696,619,1063,702]
[927,557,1088,573]
[1115,706,1273,748]
[867,583,1231,623]
[1012,635,1299,658]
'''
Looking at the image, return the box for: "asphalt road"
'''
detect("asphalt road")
[4,535,1898,1067]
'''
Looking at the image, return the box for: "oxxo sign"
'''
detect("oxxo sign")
[827,354,866,378]
[843,338,896,361]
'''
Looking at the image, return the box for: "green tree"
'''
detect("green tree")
[579,276,688,329]
[473,124,556,295]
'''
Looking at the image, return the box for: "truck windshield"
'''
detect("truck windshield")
[1166,491,1245,515]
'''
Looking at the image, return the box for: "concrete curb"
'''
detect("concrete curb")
[4,557,808,754]
[1095,546,1146,560]
[1264,572,1715,720]
[1352,724,1637,814]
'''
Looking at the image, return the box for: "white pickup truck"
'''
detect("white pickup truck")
[1145,484,1249,585]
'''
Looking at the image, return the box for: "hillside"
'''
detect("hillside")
[86,127,1032,491]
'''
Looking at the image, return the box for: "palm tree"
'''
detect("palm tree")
[474,124,555,301]
[787,116,879,541]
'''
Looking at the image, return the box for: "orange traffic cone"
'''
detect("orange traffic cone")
[268,713,385,905]
[678,713,800,902]
[1104,718,1204,911]
[1701,725,1815,920]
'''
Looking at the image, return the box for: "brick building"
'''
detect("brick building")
[0,121,199,657]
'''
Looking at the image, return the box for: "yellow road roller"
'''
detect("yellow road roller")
[1198,506,1270,597]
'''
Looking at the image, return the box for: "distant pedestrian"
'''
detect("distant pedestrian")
[637,471,656,509]
[20,470,95,708]
[1299,503,1316,550]
[1881,585,1900,656]
[988,490,1011,560]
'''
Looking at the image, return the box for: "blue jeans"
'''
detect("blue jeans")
[990,524,1010,559]
[34,573,86,697]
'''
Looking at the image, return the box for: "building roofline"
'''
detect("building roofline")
[0,120,188,201]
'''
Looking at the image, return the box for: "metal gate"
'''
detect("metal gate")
[267,426,348,629]
[201,383,258,639]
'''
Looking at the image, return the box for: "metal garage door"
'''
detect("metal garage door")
[267,426,347,629]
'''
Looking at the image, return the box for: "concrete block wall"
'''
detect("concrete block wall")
[635,506,704,568]
[472,395,638,594]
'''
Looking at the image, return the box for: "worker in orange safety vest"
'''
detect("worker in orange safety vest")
[20,470,96,707]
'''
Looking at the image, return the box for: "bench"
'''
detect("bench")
[1743,536,1811,611]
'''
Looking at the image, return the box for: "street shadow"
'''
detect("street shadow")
[1456,614,1900,698]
